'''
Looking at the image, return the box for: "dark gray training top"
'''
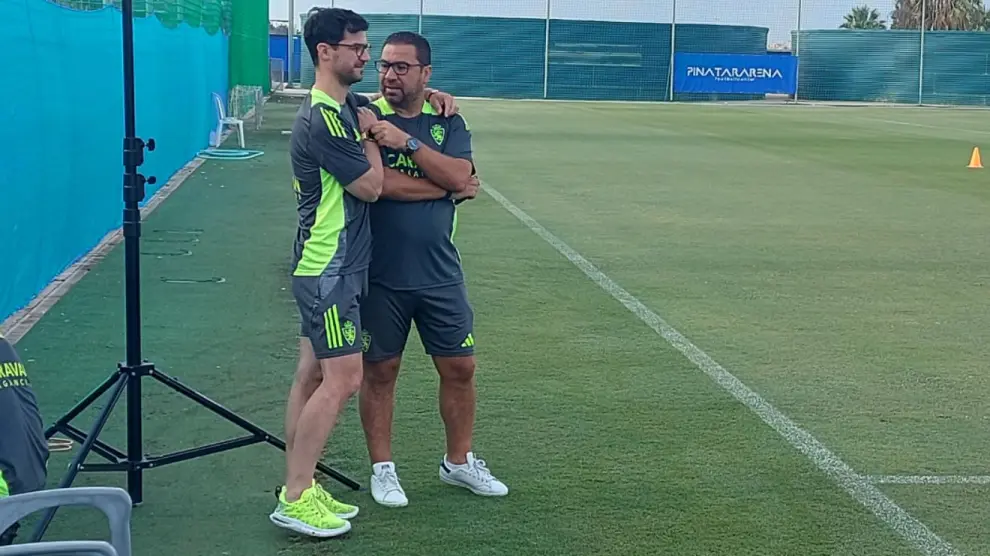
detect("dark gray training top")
[290,89,374,278]
[0,337,48,496]
[368,97,474,291]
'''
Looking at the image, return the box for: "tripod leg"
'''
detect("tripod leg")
[149,369,362,490]
[31,372,129,542]
[316,461,363,491]
[126,364,143,505]
[43,371,121,439]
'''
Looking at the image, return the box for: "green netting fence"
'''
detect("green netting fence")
[52,0,232,34]
[50,0,270,95]
[280,0,990,106]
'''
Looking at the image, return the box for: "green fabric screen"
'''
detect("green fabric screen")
[795,29,990,106]
[229,0,270,94]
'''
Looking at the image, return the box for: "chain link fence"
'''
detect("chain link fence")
[281,0,990,106]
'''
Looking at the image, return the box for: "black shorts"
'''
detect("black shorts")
[360,282,475,362]
[293,271,368,360]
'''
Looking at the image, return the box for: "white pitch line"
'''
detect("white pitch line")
[481,183,958,556]
[869,475,990,486]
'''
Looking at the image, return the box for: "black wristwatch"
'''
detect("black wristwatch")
[404,137,420,154]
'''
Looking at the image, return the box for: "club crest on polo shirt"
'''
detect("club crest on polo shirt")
[430,123,445,145]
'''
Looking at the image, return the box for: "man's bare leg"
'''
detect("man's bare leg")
[284,351,363,502]
[270,344,362,538]
[433,355,476,465]
[273,269,368,536]
[285,338,321,455]
[359,356,402,464]
[435,354,508,497]
[359,356,409,507]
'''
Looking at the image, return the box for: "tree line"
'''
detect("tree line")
[840,0,990,30]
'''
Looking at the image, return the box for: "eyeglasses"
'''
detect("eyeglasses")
[375,60,426,75]
[333,42,371,57]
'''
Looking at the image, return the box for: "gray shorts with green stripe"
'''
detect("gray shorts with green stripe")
[293,271,368,360]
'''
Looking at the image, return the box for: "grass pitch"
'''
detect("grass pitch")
[15,96,990,555]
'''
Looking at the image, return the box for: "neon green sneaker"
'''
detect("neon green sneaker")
[311,479,359,519]
[269,485,351,538]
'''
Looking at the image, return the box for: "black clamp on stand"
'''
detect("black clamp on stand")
[30,0,359,542]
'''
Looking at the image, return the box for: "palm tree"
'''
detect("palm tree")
[977,6,990,28]
[840,5,888,28]
[890,0,987,30]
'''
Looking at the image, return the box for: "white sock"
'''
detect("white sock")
[445,453,471,469]
[373,461,396,474]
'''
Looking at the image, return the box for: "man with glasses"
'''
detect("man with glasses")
[301,6,459,117]
[358,31,508,508]
[272,7,461,540]
[270,6,376,539]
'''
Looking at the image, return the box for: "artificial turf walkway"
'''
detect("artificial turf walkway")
[14,95,969,555]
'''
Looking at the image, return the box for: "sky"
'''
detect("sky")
[268,0,898,45]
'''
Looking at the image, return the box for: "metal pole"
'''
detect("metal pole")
[918,0,926,105]
[668,0,676,102]
[794,0,801,102]
[543,0,550,98]
[287,0,294,87]
[419,0,423,34]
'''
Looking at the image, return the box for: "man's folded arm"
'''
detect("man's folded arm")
[312,105,383,202]
[411,148,472,193]
[382,168,449,201]
[344,140,385,202]
[411,114,474,192]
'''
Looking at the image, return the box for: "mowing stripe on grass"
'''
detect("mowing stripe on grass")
[856,117,990,136]
[481,183,959,556]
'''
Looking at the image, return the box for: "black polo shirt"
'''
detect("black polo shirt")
[0,336,48,496]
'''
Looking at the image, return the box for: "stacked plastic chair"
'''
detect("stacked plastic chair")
[0,487,132,556]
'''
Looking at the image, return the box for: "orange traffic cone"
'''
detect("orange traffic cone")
[969,147,983,169]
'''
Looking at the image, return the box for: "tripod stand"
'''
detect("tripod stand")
[31,0,360,541]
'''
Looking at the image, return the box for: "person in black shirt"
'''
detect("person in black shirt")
[358,31,508,508]
[0,333,49,545]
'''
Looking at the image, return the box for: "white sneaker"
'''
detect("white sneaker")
[439,452,509,497]
[370,462,408,507]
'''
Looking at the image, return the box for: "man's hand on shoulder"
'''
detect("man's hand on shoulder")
[426,88,458,117]
[368,121,411,150]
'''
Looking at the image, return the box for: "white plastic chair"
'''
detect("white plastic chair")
[0,541,117,555]
[212,91,245,148]
[0,487,132,556]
